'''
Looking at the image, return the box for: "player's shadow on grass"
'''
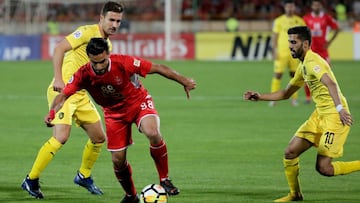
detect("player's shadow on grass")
[0,184,97,202]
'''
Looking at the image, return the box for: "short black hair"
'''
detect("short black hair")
[288,26,312,45]
[86,38,109,56]
[101,1,124,16]
[283,0,295,4]
[311,0,323,4]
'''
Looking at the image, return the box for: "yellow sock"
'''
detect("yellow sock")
[332,161,360,175]
[28,136,62,179]
[291,90,298,100]
[283,158,301,193]
[271,78,281,93]
[79,139,103,178]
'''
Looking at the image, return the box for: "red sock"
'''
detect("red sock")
[150,140,169,181]
[114,161,137,196]
[304,85,311,99]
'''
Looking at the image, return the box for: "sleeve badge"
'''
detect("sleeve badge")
[133,59,140,67]
[73,30,82,39]
[313,65,321,73]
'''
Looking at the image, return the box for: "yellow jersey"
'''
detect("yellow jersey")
[290,50,348,114]
[62,24,112,83]
[272,15,305,52]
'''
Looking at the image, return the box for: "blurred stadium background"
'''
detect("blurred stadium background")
[1,1,360,202]
[0,0,360,61]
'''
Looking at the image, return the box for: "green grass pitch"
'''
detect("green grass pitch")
[0,60,359,203]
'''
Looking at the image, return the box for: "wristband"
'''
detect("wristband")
[336,104,343,112]
[49,109,56,119]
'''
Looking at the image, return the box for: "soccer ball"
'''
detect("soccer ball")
[140,184,168,203]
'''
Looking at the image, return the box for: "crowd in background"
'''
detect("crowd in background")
[182,0,358,21]
[2,0,360,27]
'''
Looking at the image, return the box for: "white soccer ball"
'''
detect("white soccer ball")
[140,184,168,203]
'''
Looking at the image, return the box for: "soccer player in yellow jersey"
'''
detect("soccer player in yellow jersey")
[270,0,305,106]
[21,1,123,199]
[244,26,359,202]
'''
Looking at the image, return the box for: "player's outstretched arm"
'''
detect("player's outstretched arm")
[243,91,260,101]
[243,84,300,102]
[148,64,196,99]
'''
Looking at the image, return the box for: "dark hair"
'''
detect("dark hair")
[86,38,109,56]
[283,0,295,4]
[311,0,323,4]
[288,26,312,45]
[101,1,124,16]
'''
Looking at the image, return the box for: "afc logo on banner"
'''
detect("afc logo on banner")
[2,47,31,60]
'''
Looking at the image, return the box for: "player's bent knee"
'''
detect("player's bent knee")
[91,135,106,144]
[143,128,161,139]
[284,148,299,159]
[316,164,334,177]
[111,153,127,167]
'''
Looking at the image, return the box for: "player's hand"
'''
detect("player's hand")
[339,109,353,126]
[53,79,65,92]
[184,78,196,99]
[44,109,56,127]
[243,91,260,101]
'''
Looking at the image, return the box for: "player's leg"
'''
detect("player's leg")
[22,85,74,199]
[270,58,285,106]
[139,115,168,178]
[288,71,298,106]
[138,114,179,196]
[136,96,179,195]
[316,114,360,176]
[274,111,319,202]
[79,121,105,177]
[21,124,69,199]
[304,85,311,104]
[112,150,139,203]
[105,117,138,202]
[289,58,300,106]
[73,97,105,194]
[274,137,311,202]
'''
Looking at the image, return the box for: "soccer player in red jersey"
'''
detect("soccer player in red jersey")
[45,38,196,203]
[303,0,340,103]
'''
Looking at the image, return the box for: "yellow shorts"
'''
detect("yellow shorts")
[274,50,299,73]
[47,83,101,126]
[295,110,350,158]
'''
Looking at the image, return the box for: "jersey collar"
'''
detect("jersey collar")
[311,11,324,17]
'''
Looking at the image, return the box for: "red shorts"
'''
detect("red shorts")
[104,95,158,151]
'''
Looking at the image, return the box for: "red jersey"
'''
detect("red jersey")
[303,12,338,57]
[63,54,152,111]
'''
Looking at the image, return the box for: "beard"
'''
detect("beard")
[290,46,304,59]
[92,66,107,75]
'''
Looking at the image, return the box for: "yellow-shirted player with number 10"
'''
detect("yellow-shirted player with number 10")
[244,26,360,202]
[270,0,305,106]
[21,1,123,199]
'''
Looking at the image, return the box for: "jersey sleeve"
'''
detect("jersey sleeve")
[65,25,91,49]
[272,18,280,33]
[306,61,329,81]
[116,55,152,77]
[62,68,85,96]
